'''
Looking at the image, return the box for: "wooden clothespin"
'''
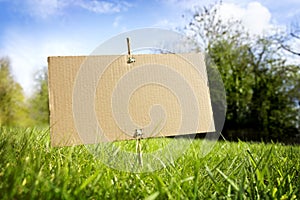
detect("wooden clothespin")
[126,37,135,64]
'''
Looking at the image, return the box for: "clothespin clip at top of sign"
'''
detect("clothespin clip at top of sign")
[126,37,136,64]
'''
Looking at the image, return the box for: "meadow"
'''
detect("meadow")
[0,127,299,199]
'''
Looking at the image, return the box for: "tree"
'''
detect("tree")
[28,67,49,126]
[185,2,256,135]
[0,58,28,126]
[185,2,300,141]
[247,37,300,139]
[278,22,300,56]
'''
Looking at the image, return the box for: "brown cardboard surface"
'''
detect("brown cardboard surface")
[48,53,215,146]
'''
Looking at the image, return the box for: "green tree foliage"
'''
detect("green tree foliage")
[247,38,300,139]
[28,67,49,126]
[186,2,300,140]
[0,58,28,126]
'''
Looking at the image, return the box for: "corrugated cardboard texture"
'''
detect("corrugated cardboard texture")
[48,53,215,146]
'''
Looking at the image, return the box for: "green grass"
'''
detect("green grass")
[0,127,299,199]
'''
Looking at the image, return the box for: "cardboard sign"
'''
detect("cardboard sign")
[48,53,215,146]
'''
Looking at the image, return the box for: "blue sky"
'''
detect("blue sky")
[0,0,299,96]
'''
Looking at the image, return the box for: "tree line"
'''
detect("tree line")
[186,2,300,141]
[0,58,48,127]
[0,2,299,142]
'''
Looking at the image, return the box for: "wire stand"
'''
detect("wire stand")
[134,129,143,167]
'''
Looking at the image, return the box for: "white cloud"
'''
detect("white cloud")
[219,2,273,35]
[153,19,177,29]
[162,0,211,10]
[163,0,275,35]
[10,0,131,19]
[19,0,69,19]
[76,0,131,14]
[243,2,272,34]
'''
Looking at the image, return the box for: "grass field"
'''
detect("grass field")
[0,127,299,199]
